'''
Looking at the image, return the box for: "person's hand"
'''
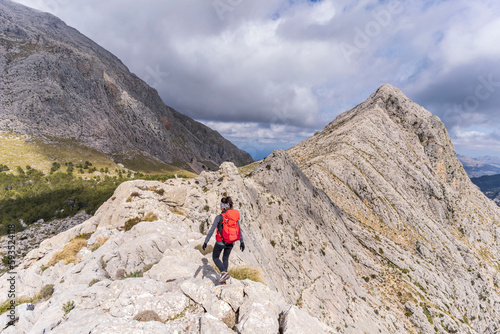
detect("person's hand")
[202,242,207,251]
[240,242,245,252]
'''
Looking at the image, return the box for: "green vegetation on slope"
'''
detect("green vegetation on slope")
[0,133,195,177]
[0,164,186,235]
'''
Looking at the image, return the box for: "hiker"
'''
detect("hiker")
[202,196,245,284]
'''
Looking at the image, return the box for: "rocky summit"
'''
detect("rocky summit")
[0,0,252,173]
[288,84,500,333]
[0,85,499,333]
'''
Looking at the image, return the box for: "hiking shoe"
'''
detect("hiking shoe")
[219,272,230,284]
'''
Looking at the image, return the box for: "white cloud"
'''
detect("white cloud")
[452,129,500,156]
[11,0,500,159]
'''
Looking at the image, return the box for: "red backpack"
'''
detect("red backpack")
[217,209,241,243]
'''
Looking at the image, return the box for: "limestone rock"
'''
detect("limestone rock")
[280,305,334,334]
[199,313,235,334]
[1,84,499,334]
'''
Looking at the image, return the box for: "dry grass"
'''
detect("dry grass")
[91,237,110,252]
[0,296,31,315]
[88,278,100,287]
[237,161,260,177]
[143,212,158,222]
[209,265,265,284]
[120,212,158,232]
[0,284,54,315]
[168,207,186,216]
[195,244,213,255]
[47,237,88,267]
[0,133,119,174]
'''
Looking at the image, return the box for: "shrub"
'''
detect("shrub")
[1,256,10,265]
[405,307,413,317]
[50,162,61,174]
[422,304,433,324]
[0,168,125,235]
[154,188,165,196]
[75,233,93,240]
[133,310,162,322]
[199,221,206,234]
[62,300,75,318]
[122,217,142,231]
[37,284,54,301]
[126,270,143,278]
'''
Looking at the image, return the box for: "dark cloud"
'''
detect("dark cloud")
[14,0,500,159]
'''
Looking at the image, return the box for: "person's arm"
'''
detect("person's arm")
[239,225,244,244]
[239,221,245,251]
[204,215,222,245]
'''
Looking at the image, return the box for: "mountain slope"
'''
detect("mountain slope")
[2,85,500,334]
[0,161,341,333]
[288,84,500,333]
[0,0,252,173]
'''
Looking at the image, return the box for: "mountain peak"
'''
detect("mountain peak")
[373,84,407,99]
[288,84,500,332]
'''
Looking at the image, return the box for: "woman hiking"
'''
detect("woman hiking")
[202,196,245,284]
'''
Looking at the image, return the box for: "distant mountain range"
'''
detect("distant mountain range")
[458,156,500,204]
[457,155,500,178]
[0,0,253,173]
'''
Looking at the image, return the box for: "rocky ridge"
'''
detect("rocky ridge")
[0,161,337,334]
[0,0,253,172]
[288,84,500,333]
[0,85,499,334]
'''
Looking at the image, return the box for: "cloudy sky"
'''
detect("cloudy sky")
[14,0,500,160]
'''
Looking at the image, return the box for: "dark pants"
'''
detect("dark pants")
[212,241,233,273]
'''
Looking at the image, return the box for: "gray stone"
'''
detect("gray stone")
[199,313,235,334]
[280,305,334,334]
